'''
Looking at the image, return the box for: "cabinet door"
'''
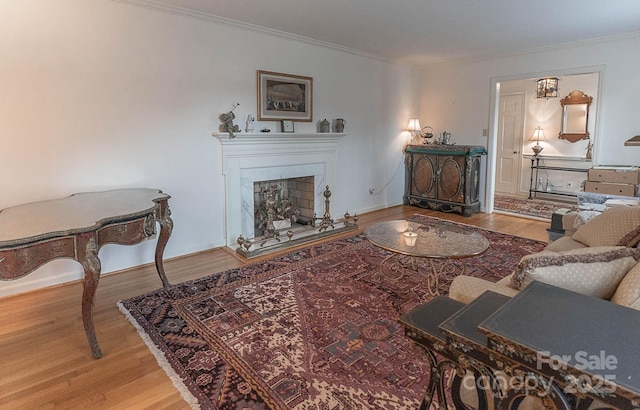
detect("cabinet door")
[437,155,465,203]
[411,154,437,199]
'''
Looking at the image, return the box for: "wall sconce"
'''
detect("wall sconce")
[536,78,559,98]
[406,118,434,144]
[530,126,546,157]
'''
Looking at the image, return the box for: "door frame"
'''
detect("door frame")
[485,65,605,214]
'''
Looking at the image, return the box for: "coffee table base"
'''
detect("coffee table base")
[373,254,467,295]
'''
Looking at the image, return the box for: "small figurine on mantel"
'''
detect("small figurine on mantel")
[219,102,241,138]
[586,141,593,160]
[245,114,255,133]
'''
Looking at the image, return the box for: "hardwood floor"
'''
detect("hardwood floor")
[0,205,548,409]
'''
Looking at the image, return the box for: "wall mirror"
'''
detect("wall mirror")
[559,90,592,142]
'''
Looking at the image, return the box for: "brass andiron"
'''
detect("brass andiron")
[343,211,359,227]
[313,186,335,232]
[259,190,280,247]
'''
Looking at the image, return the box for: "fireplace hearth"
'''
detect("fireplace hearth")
[236,185,358,258]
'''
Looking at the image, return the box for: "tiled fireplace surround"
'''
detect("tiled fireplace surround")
[215,132,346,246]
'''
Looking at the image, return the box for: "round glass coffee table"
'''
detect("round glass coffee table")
[365,220,490,295]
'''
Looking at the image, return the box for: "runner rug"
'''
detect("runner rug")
[494,193,577,220]
[118,214,546,409]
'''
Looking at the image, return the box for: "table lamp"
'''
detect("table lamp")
[530,127,545,157]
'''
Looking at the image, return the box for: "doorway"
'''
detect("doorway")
[486,67,603,214]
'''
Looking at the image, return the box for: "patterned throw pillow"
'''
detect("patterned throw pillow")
[510,246,639,299]
[572,206,640,247]
[611,262,640,309]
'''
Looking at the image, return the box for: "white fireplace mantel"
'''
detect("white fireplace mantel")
[213,132,346,145]
[212,132,348,246]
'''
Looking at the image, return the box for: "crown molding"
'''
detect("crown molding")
[111,0,389,64]
[420,31,640,70]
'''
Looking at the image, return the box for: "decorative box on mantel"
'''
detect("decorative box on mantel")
[212,132,347,246]
[404,144,487,216]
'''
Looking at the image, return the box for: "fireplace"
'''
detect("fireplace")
[253,176,315,236]
[214,132,347,247]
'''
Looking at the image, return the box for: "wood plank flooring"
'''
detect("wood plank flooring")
[0,205,548,409]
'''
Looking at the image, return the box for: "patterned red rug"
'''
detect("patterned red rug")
[118,215,546,409]
[494,194,577,220]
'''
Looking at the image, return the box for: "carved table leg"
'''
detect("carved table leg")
[77,233,103,359]
[154,201,173,287]
[418,348,440,409]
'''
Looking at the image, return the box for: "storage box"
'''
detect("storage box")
[588,168,640,184]
[584,181,638,196]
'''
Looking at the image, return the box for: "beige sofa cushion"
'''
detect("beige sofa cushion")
[545,235,588,252]
[611,262,640,309]
[511,247,638,299]
[448,275,519,304]
[573,206,640,247]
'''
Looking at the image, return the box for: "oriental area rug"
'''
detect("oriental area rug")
[118,215,546,409]
[494,193,577,220]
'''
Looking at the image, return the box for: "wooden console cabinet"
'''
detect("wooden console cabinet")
[404,144,486,216]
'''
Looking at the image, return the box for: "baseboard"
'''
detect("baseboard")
[0,269,83,298]
[0,241,224,299]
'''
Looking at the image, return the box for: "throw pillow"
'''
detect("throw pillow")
[572,206,640,247]
[611,262,640,310]
[510,246,639,299]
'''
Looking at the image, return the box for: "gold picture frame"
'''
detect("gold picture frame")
[257,70,313,122]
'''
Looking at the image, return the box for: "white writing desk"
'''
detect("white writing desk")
[0,188,173,358]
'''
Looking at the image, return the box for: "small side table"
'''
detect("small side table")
[400,295,483,409]
[479,281,640,409]
[438,291,511,407]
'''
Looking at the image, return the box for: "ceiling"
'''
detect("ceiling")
[136,0,640,66]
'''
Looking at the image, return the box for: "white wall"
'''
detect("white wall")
[0,0,419,296]
[419,34,640,207]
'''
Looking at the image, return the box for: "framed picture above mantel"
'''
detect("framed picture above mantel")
[257,70,313,122]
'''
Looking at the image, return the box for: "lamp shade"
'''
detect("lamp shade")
[529,126,545,142]
[530,126,545,156]
[407,118,421,132]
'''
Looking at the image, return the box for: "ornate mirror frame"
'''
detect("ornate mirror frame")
[559,90,593,142]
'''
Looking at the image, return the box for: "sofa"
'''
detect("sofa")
[449,205,640,307]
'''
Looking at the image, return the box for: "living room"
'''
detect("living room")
[2,1,640,408]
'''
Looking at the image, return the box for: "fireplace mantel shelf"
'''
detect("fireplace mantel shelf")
[212,132,347,145]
